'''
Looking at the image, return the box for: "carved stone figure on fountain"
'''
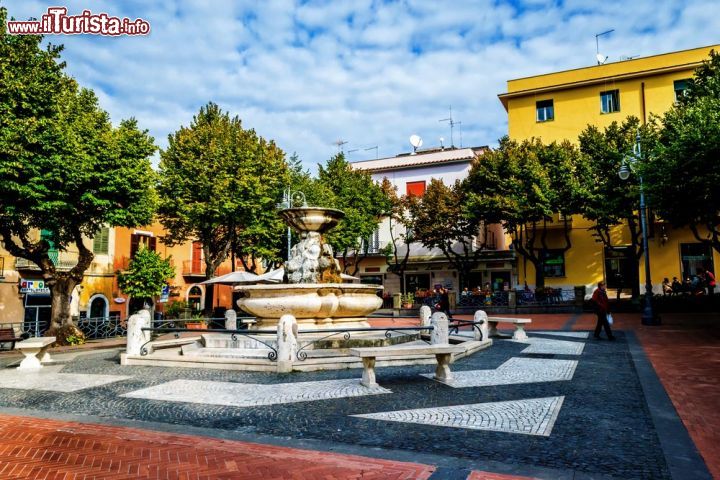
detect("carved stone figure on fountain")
[286,231,341,284]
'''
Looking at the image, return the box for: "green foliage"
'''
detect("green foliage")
[117,247,175,300]
[0,8,157,329]
[405,177,484,287]
[315,154,392,274]
[164,300,190,319]
[465,138,586,287]
[644,50,720,253]
[157,102,290,279]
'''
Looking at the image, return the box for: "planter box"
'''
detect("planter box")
[185,322,208,330]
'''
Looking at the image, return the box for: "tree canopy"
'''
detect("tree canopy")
[0,9,157,336]
[644,50,720,253]
[315,154,391,275]
[157,102,289,310]
[117,247,175,307]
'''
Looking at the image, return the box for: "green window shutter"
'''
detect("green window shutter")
[93,227,110,254]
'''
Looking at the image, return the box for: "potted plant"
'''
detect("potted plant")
[186,312,208,330]
[401,292,415,309]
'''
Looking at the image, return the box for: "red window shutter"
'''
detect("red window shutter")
[406,181,426,197]
[130,234,140,258]
[192,241,202,272]
[148,236,157,252]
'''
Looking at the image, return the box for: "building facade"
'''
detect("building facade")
[350,146,511,297]
[498,44,720,293]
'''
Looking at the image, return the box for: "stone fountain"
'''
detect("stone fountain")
[235,207,382,329]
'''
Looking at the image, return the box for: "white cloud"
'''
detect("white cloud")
[4,0,720,171]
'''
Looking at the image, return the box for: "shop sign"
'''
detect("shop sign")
[20,279,50,294]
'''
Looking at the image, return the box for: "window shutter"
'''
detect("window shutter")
[93,227,110,254]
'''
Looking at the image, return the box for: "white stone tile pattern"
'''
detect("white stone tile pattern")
[122,378,390,407]
[0,367,130,392]
[510,337,586,355]
[353,396,565,436]
[423,357,578,388]
[531,331,590,339]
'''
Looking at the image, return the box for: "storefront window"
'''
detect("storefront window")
[542,250,565,277]
[680,243,714,280]
[405,273,430,293]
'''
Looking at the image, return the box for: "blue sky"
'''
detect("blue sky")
[5,0,719,171]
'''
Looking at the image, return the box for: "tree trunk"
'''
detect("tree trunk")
[534,262,546,289]
[47,277,78,334]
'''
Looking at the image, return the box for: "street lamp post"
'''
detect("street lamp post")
[619,130,660,325]
[277,189,306,262]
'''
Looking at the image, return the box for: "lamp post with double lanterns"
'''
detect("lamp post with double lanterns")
[618,130,660,325]
[277,189,307,262]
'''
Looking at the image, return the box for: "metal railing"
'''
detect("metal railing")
[77,316,127,339]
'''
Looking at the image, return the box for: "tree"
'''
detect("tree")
[578,117,652,297]
[405,178,488,289]
[0,10,157,340]
[380,178,413,293]
[644,50,720,254]
[117,247,175,312]
[157,102,289,311]
[316,154,391,275]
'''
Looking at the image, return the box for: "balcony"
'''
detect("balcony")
[16,254,76,272]
[182,260,206,276]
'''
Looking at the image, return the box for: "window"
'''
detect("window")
[600,89,620,113]
[130,233,156,258]
[93,227,110,254]
[604,246,638,289]
[536,99,554,122]
[680,243,714,281]
[674,79,690,101]
[542,250,565,277]
[406,181,426,197]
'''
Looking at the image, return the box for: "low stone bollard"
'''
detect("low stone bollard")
[430,312,449,345]
[419,305,432,327]
[224,309,237,331]
[126,309,152,356]
[276,314,298,373]
[474,310,489,341]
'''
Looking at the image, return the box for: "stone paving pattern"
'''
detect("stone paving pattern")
[122,378,390,407]
[0,328,670,479]
[353,396,565,436]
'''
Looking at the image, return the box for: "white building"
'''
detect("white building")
[348,146,514,296]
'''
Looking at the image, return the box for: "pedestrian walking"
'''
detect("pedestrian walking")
[591,281,615,340]
[702,268,716,296]
[437,287,452,319]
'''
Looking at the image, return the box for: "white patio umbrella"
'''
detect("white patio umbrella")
[199,270,261,285]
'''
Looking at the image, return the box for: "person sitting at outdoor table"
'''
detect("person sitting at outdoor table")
[461,287,470,296]
[671,277,682,296]
[662,277,672,296]
[683,277,693,295]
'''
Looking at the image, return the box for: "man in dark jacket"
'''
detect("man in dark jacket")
[591,281,615,340]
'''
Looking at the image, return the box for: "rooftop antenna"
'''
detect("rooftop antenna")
[409,135,423,155]
[364,145,379,159]
[439,106,461,148]
[334,139,348,153]
[595,29,614,64]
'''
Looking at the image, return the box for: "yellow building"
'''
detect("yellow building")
[498,44,720,294]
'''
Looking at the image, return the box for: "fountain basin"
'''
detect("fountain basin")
[235,283,382,329]
[279,207,345,233]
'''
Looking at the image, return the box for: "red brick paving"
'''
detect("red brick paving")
[0,414,435,479]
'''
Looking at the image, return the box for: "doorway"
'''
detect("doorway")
[23,294,51,337]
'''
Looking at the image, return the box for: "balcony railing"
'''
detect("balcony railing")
[183,260,206,276]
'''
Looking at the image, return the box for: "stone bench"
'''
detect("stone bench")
[14,336,56,370]
[349,344,465,387]
[487,316,531,341]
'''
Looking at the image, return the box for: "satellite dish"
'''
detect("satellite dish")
[409,135,423,154]
[596,53,608,64]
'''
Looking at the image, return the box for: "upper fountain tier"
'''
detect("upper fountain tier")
[278,207,345,234]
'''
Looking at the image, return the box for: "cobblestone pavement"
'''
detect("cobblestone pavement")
[0,330,673,479]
